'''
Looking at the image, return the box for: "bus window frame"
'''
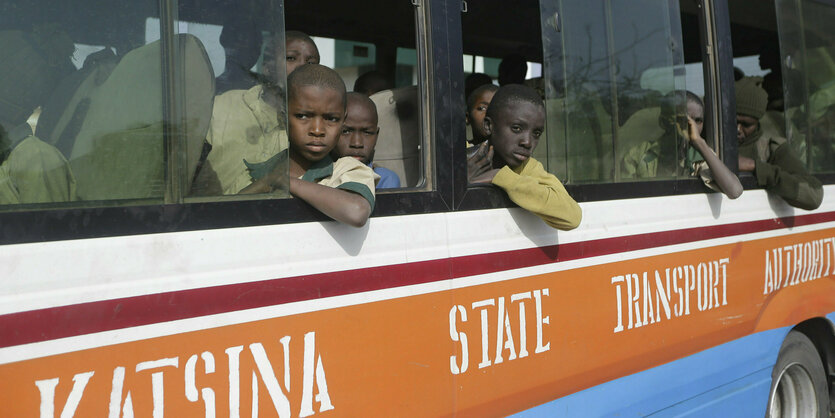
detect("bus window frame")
[450,0,791,210]
[0,0,452,246]
[3,0,835,246]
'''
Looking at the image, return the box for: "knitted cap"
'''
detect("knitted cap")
[735,76,768,119]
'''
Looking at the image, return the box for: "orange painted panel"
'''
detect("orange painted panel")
[2,229,835,417]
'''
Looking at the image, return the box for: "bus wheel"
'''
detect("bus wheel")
[767,331,830,418]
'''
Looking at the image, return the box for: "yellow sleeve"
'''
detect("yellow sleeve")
[491,158,582,230]
[321,157,380,209]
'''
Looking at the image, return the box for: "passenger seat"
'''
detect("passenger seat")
[370,86,421,188]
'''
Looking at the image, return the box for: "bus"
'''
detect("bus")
[1,0,834,416]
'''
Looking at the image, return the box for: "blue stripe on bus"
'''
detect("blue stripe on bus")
[512,327,792,417]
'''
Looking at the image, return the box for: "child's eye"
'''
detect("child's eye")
[533,130,543,138]
[342,128,352,134]
[326,116,341,122]
[294,113,307,119]
[511,125,522,133]
[286,56,296,61]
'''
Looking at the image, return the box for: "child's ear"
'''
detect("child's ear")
[483,116,493,136]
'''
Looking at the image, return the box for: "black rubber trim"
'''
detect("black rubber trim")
[0,191,447,245]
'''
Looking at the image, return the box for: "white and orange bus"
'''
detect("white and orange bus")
[1,0,835,416]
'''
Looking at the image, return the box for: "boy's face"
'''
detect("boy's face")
[485,100,544,168]
[686,101,704,135]
[736,115,759,142]
[288,85,345,163]
[285,38,320,75]
[466,89,495,142]
[334,99,379,165]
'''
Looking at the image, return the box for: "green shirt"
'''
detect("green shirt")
[738,128,823,210]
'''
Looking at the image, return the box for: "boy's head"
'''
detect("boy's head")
[484,84,545,169]
[465,72,493,101]
[333,92,379,165]
[659,90,704,138]
[219,18,262,69]
[285,31,320,75]
[466,84,498,144]
[263,31,320,84]
[287,64,347,164]
[685,91,704,135]
[354,71,391,96]
[735,76,768,142]
[498,54,527,86]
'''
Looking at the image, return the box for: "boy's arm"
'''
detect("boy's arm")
[289,178,372,227]
[241,156,375,227]
[755,142,823,210]
[686,117,743,199]
[490,159,582,231]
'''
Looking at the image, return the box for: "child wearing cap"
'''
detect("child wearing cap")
[735,76,822,210]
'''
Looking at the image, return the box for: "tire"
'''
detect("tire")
[767,330,830,418]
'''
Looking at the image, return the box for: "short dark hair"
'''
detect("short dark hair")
[288,64,347,109]
[285,30,316,46]
[685,90,703,109]
[486,84,543,121]
[467,84,499,111]
[659,90,703,120]
[346,91,378,122]
[264,30,318,57]
[465,72,493,101]
[353,71,390,96]
[498,54,527,86]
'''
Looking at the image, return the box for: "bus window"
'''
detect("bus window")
[536,0,713,185]
[0,0,179,207]
[179,1,288,199]
[284,0,428,190]
[727,1,796,169]
[460,0,545,183]
[773,0,835,173]
[0,0,276,208]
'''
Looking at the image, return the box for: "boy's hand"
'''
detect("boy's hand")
[738,156,756,172]
[686,116,706,146]
[239,163,289,194]
[264,164,290,192]
[470,168,501,184]
[467,142,493,182]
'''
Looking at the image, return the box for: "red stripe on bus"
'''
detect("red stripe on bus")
[2,211,834,350]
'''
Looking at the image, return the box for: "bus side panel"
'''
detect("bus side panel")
[511,327,787,417]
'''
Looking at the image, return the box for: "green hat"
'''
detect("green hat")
[735,76,768,119]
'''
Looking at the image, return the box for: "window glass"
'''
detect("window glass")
[0,0,288,209]
[460,0,545,180]
[538,0,708,184]
[0,0,169,207]
[396,47,419,88]
[280,0,425,190]
[775,0,835,173]
[181,0,287,200]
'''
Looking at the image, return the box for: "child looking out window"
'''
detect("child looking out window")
[242,64,379,227]
[470,84,582,231]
